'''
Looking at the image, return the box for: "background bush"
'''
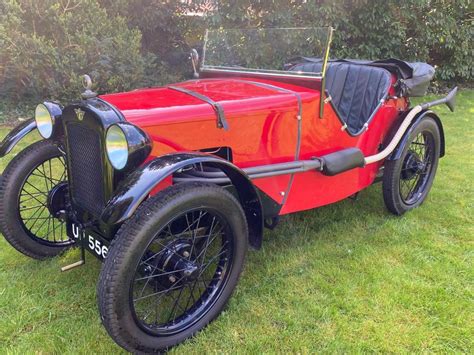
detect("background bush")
[0,0,150,102]
[0,0,472,110]
[213,0,473,84]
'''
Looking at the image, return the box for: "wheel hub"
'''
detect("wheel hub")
[182,264,199,278]
[145,239,201,289]
[401,151,424,180]
[47,182,68,220]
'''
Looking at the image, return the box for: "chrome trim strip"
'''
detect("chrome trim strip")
[201,67,322,80]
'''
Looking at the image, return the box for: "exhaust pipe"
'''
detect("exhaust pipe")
[365,87,457,165]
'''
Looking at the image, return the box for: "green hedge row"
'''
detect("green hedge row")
[213,1,473,85]
[0,0,472,106]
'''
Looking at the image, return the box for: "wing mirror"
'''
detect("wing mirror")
[190,49,200,78]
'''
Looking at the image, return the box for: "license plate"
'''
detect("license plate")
[67,222,110,260]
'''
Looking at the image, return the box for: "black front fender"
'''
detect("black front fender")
[388,110,445,161]
[0,118,36,157]
[101,152,264,249]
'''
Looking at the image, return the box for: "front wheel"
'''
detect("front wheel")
[0,140,73,259]
[383,117,441,215]
[98,182,248,353]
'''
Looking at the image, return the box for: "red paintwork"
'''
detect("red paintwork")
[100,74,408,215]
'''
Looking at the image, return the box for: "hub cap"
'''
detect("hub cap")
[47,182,68,220]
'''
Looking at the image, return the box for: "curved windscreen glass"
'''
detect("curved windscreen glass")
[202,27,332,77]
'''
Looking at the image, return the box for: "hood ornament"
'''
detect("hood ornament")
[81,74,97,99]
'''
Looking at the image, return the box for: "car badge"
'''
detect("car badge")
[75,108,85,121]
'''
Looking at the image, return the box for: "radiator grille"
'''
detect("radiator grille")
[66,123,105,216]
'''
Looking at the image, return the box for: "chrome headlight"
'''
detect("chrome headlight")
[34,102,62,139]
[35,103,54,138]
[106,125,129,170]
[105,123,152,171]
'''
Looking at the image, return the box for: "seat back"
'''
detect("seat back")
[289,62,392,134]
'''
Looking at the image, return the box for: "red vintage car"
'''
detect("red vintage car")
[0,28,456,352]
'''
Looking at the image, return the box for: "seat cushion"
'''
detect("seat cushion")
[289,62,391,134]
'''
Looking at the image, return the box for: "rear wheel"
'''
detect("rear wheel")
[98,182,248,353]
[0,140,73,259]
[383,117,441,215]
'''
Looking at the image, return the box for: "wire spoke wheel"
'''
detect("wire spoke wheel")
[98,183,247,352]
[382,117,441,215]
[131,208,233,335]
[18,155,71,246]
[1,140,75,259]
[399,131,436,205]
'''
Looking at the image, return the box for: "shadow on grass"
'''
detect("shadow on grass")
[262,183,390,248]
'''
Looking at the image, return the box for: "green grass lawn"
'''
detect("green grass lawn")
[0,91,473,353]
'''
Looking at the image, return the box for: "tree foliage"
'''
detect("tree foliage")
[211,0,473,83]
[0,0,154,102]
[0,0,471,105]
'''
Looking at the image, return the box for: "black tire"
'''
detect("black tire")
[0,140,73,259]
[98,182,248,353]
[383,117,441,215]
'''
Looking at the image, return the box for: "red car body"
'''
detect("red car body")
[101,74,407,214]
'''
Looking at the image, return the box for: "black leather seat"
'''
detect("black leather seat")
[289,62,392,134]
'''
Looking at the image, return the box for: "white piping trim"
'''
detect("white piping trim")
[364,105,422,164]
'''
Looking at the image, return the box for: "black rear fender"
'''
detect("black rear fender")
[388,110,445,161]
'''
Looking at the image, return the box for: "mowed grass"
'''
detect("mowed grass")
[0,91,473,353]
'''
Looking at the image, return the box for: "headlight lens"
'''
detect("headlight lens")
[106,125,128,170]
[35,104,54,139]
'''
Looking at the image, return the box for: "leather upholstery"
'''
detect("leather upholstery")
[290,62,391,134]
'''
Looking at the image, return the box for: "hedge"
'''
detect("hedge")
[0,0,472,107]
